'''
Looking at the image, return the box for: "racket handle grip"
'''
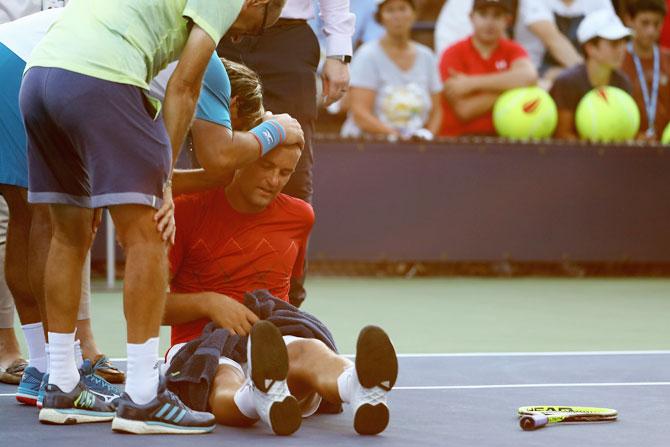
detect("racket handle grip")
[520,414,548,431]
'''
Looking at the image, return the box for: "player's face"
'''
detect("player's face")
[627,11,665,50]
[589,38,628,69]
[379,0,416,37]
[470,7,510,45]
[236,146,301,210]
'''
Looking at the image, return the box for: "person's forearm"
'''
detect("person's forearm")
[453,93,499,121]
[352,108,398,136]
[171,169,234,196]
[163,81,202,174]
[546,38,583,68]
[426,105,442,135]
[468,67,538,93]
[163,292,210,325]
[191,120,263,174]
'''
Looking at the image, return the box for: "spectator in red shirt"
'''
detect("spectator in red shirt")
[622,0,670,141]
[439,0,538,137]
[163,144,398,436]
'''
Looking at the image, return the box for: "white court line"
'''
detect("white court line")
[3,381,670,398]
[107,350,670,362]
[395,382,670,391]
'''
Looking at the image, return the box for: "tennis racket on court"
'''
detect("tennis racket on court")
[518,406,618,431]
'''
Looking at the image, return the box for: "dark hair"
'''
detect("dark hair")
[221,58,264,131]
[626,0,667,18]
[374,0,416,23]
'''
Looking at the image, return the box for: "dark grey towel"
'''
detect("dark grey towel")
[166,290,341,414]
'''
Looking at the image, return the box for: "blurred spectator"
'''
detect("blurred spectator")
[434,0,604,88]
[660,0,670,47]
[340,0,442,140]
[551,9,633,140]
[622,0,670,141]
[438,0,537,137]
[514,0,616,85]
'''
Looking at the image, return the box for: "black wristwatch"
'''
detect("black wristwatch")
[327,55,352,64]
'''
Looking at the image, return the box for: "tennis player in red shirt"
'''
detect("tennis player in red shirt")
[438,0,538,136]
[163,143,397,436]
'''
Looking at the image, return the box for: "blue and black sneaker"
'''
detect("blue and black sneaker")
[16,366,44,406]
[81,360,121,406]
[112,380,215,434]
[38,379,116,424]
[37,361,121,409]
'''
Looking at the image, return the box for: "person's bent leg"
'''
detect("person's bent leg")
[208,361,257,427]
[285,338,351,405]
[286,327,398,436]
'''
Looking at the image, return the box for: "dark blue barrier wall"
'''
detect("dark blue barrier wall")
[308,139,670,263]
[92,139,670,265]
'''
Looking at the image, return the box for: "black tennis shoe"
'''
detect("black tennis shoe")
[38,379,116,424]
[352,325,398,435]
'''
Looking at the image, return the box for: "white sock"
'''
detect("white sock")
[73,339,84,369]
[45,343,50,375]
[233,381,258,419]
[125,337,160,405]
[47,332,79,393]
[22,322,47,373]
[337,366,355,403]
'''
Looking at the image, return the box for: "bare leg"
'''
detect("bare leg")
[109,204,166,344]
[0,186,41,326]
[75,319,102,359]
[208,364,256,427]
[0,328,22,369]
[285,338,352,404]
[45,204,94,334]
[27,203,51,334]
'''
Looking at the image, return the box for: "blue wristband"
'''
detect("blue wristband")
[249,120,287,156]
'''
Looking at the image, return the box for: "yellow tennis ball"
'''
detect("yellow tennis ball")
[493,87,558,140]
[575,86,640,142]
[661,121,670,144]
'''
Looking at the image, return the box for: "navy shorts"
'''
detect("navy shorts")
[20,67,171,209]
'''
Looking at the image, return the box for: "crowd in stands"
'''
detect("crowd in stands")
[323,0,670,143]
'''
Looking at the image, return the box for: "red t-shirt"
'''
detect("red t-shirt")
[438,37,529,137]
[168,188,314,345]
[660,0,670,49]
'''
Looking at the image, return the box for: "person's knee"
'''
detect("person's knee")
[110,205,163,250]
[288,338,328,360]
[49,205,94,252]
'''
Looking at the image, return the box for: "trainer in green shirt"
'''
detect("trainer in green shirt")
[27,0,244,90]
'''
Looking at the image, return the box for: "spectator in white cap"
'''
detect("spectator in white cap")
[550,9,634,139]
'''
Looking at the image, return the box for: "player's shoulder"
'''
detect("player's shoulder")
[274,194,315,227]
[175,188,222,213]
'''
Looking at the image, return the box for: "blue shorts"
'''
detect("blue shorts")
[20,67,171,209]
[0,43,28,189]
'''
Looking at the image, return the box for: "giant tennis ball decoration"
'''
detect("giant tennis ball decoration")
[661,121,670,144]
[575,86,640,142]
[493,87,558,140]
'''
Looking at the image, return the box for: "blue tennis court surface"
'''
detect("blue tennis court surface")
[2,352,669,446]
